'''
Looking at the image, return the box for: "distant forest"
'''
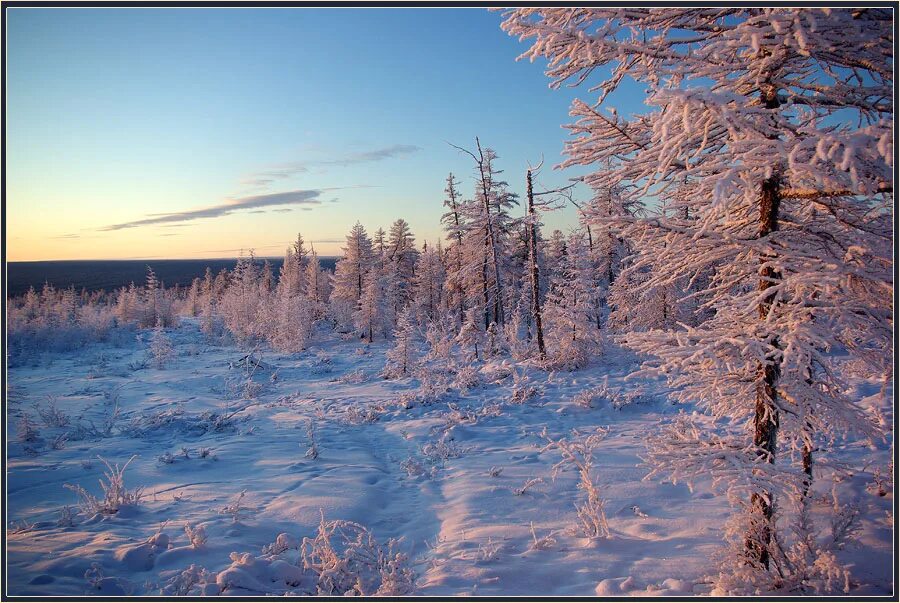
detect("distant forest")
[6,258,338,298]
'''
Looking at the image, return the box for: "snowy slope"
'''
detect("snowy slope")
[5,320,893,596]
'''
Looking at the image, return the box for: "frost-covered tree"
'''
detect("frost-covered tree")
[542,233,600,369]
[452,138,520,329]
[292,232,309,295]
[185,277,202,317]
[141,266,175,328]
[441,173,467,325]
[220,253,262,343]
[260,246,314,353]
[456,307,483,362]
[354,266,389,343]
[503,7,892,585]
[149,318,174,369]
[412,242,445,324]
[383,308,418,379]
[306,246,330,319]
[384,219,419,328]
[331,222,375,330]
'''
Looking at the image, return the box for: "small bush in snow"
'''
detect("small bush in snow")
[17,415,39,442]
[64,455,145,516]
[478,537,503,562]
[452,365,480,393]
[435,404,477,433]
[337,369,368,384]
[161,564,212,596]
[345,405,382,425]
[304,421,319,460]
[421,433,466,466]
[57,505,76,527]
[262,532,298,556]
[513,476,544,496]
[399,456,430,478]
[510,371,541,405]
[711,485,861,595]
[184,523,208,548]
[300,513,416,596]
[528,522,557,551]
[158,452,176,465]
[572,378,644,411]
[542,427,611,539]
[220,490,252,523]
[37,396,70,428]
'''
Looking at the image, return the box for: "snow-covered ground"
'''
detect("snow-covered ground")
[6,320,894,596]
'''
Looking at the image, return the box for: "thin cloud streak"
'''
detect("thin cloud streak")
[99,189,325,231]
[243,144,421,188]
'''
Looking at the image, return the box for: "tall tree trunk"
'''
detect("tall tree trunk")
[526,170,546,357]
[746,83,783,569]
[482,246,490,330]
[747,91,783,565]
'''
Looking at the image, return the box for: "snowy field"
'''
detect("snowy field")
[6,320,893,597]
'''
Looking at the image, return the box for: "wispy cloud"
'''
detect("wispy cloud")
[99,189,325,231]
[243,144,421,188]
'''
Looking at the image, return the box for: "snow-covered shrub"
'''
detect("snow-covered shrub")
[259,287,315,354]
[57,505,76,528]
[162,564,213,596]
[452,365,480,393]
[513,477,544,496]
[148,320,174,369]
[528,522,557,551]
[435,404,478,433]
[711,485,859,595]
[309,352,333,375]
[510,371,540,405]
[16,414,40,442]
[399,456,431,478]
[337,369,367,384]
[477,537,503,562]
[421,432,466,466]
[345,405,381,425]
[423,317,456,370]
[220,490,252,523]
[67,404,121,441]
[262,532,299,556]
[456,308,483,362]
[304,421,319,460]
[184,523,208,548]
[572,378,643,410]
[158,452,176,465]
[64,455,144,515]
[542,427,611,538]
[300,513,416,596]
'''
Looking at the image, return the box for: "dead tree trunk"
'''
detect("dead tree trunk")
[526,170,546,358]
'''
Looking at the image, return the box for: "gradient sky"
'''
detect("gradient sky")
[6,8,639,261]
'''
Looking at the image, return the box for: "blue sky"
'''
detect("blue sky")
[7,8,632,260]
